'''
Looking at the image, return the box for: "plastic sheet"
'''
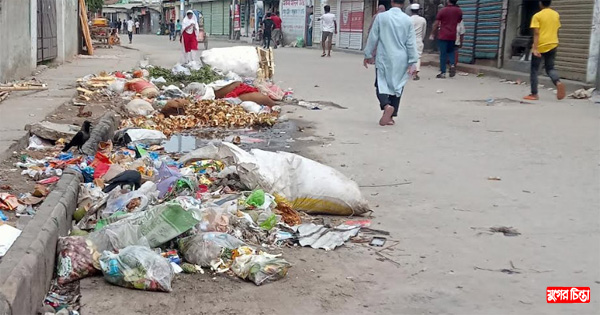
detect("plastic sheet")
[89,201,202,252]
[178,232,245,267]
[231,248,291,285]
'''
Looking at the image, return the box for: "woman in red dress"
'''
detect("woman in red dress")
[181,10,200,63]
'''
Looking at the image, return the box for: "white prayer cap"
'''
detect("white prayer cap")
[410,3,420,10]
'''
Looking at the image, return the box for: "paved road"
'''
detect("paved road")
[80,35,599,314]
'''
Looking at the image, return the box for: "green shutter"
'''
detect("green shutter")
[201,2,212,34]
[212,0,225,35]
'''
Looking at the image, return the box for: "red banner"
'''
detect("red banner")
[233,4,241,31]
[340,1,363,33]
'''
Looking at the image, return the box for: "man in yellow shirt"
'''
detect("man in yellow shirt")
[524,0,566,101]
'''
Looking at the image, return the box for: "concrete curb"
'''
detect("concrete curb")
[81,111,119,156]
[0,169,82,315]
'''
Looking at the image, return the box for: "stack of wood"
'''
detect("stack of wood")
[0,91,9,103]
[76,72,116,101]
[0,81,47,92]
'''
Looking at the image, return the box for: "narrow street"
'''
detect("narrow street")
[75,35,600,314]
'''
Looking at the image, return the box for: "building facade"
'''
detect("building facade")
[0,0,79,82]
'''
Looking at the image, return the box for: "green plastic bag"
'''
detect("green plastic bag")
[89,201,202,252]
[246,189,265,207]
[259,214,277,231]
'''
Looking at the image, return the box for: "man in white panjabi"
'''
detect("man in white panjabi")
[409,3,426,80]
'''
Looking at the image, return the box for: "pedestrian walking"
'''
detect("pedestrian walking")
[523,0,565,100]
[122,18,128,34]
[365,5,386,66]
[135,20,140,34]
[271,11,283,48]
[117,19,122,34]
[410,3,426,80]
[262,13,275,49]
[175,19,182,40]
[404,0,414,16]
[429,0,462,78]
[126,17,135,44]
[168,19,176,41]
[364,0,418,126]
[181,10,200,63]
[320,5,337,57]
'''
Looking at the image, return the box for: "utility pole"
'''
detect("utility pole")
[180,0,185,22]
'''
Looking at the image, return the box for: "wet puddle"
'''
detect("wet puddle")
[162,120,305,153]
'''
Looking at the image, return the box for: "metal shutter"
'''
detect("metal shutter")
[551,0,594,81]
[339,0,363,50]
[458,0,477,64]
[211,0,226,35]
[474,0,502,59]
[199,2,213,35]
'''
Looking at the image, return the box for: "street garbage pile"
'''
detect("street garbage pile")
[5,46,374,312]
[51,140,369,293]
[1,46,285,237]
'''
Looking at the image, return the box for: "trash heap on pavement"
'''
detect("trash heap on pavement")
[0,46,373,312]
[54,141,370,294]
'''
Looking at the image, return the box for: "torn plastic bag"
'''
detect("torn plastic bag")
[172,63,191,75]
[99,245,174,292]
[293,223,360,251]
[56,236,101,285]
[231,249,291,285]
[108,79,126,94]
[156,162,182,199]
[178,232,245,267]
[27,135,53,150]
[89,201,202,252]
[179,142,370,215]
[124,99,155,116]
[125,129,167,145]
[183,82,207,96]
[163,85,186,98]
[103,190,149,218]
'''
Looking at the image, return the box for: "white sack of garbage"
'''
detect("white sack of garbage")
[179,142,370,216]
[201,46,259,78]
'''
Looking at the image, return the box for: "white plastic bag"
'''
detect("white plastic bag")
[201,47,259,78]
[178,232,245,267]
[124,99,154,116]
[187,60,202,71]
[108,79,126,94]
[240,101,262,114]
[163,85,186,98]
[150,77,167,84]
[172,63,191,75]
[99,246,174,292]
[125,129,167,144]
[179,143,370,215]
[183,82,207,96]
